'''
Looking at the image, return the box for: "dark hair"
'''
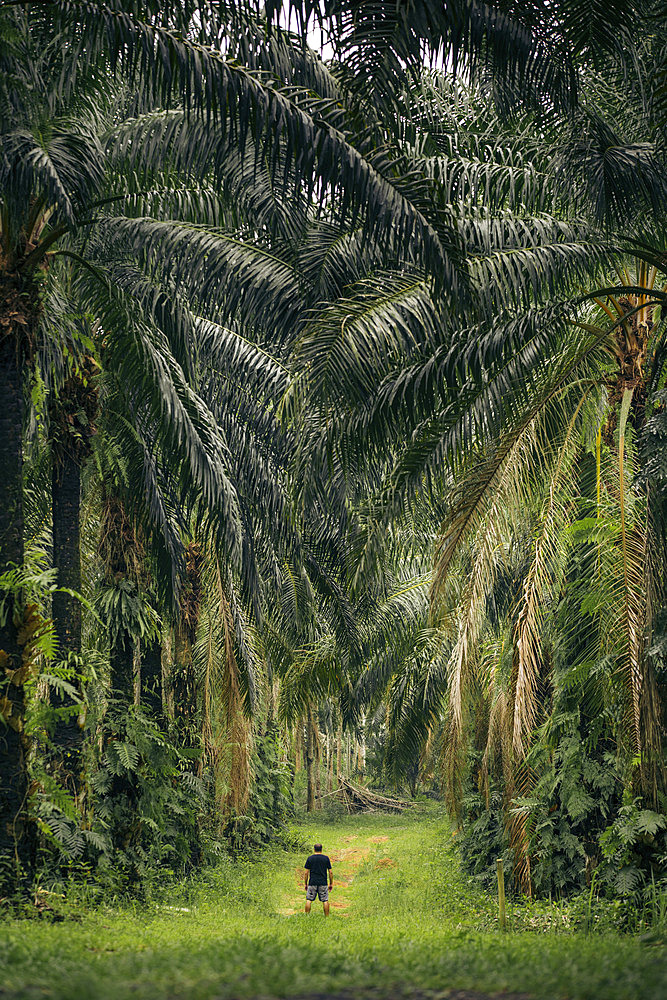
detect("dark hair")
[314,843,323,852]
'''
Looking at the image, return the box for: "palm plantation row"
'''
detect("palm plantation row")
[0,2,665,912]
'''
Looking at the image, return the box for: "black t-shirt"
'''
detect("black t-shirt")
[305,853,331,885]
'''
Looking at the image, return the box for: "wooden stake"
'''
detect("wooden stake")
[496,858,507,931]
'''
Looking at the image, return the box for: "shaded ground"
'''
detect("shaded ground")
[284,992,531,1000]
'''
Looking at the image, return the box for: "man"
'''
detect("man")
[304,842,333,916]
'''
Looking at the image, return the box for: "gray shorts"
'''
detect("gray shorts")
[306,884,329,902]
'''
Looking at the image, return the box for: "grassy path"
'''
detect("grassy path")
[1,806,665,999]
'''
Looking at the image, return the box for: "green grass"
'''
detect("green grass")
[1,805,665,999]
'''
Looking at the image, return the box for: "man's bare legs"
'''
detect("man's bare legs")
[304,898,329,915]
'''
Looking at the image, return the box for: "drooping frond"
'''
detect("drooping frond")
[512,392,589,754]
[293,273,443,413]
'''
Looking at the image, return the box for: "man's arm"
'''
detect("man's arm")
[304,868,309,889]
[328,862,333,888]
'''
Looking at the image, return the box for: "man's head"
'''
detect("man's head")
[314,843,323,853]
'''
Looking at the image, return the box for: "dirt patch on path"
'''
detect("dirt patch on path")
[368,835,389,843]
[330,846,370,863]
[329,845,370,912]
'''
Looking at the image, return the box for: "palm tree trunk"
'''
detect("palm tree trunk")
[99,494,141,706]
[327,733,333,794]
[336,724,342,781]
[52,455,82,654]
[305,711,316,812]
[51,451,84,792]
[0,325,30,889]
[110,629,134,701]
[50,355,97,785]
[171,542,202,724]
[294,722,302,773]
[172,622,196,721]
[314,718,321,809]
[359,714,366,776]
[141,636,163,715]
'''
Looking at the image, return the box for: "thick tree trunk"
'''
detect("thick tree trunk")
[0,328,30,890]
[52,453,82,654]
[171,543,202,724]
[305,711,316,812]
[141,636,163,715]
[327,733,334,794]
[110,629,134,701]
[172,623,196,722]
[51,452,84,795]
[49,354,98,792]
[98,494,143,707]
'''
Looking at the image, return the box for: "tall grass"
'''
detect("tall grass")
[1,806,665,1000]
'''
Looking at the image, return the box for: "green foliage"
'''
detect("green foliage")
[222,725,293,853]
[599,800,667,909]
[639,391,667,496]
[516,723,623,897]
[94,582,158,648]
[459,790,511,892]
[89,705,204,893]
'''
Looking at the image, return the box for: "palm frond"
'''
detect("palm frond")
[512,392,588,754]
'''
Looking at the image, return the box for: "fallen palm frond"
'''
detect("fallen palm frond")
[334,776,412,813]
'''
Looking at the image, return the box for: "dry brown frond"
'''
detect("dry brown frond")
[507,760,535,896]
[512,394,586,754]
[446,421,536,736]
[617,389,644,757]
[441,706,466,821]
